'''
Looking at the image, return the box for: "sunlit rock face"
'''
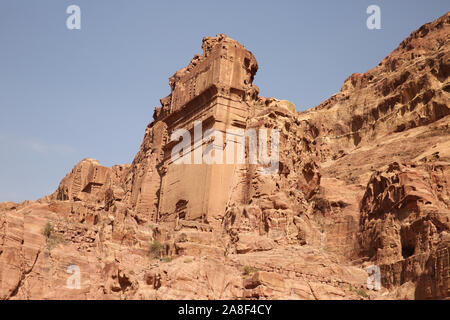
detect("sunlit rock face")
[0,13,449,300]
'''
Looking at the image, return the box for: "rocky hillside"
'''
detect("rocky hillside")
[0,12,448,300]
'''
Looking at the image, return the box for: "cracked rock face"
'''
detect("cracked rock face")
[1,13,449,300]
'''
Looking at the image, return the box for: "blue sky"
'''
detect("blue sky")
[0,0,449,202]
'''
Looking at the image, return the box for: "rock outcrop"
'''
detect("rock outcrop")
[1,13,449,300]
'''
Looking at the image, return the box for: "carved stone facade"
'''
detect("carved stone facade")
[153,34,260,226]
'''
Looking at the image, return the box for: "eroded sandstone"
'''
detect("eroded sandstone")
[1,13,449,300]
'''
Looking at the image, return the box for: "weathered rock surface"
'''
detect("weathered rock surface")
[1,13,449,299]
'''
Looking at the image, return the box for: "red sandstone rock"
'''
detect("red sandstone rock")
[0,13,449,300]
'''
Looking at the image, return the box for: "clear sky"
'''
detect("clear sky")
[0,0,449,202]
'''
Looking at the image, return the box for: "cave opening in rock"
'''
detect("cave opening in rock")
[402,243,415,258]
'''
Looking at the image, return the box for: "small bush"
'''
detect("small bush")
[356,288,368,298]
[349,284,368,299]
[149,240,163,258]
[161,257,172,263]
[43,222,53,238]
[42,222,67,250]
[243,265,259,275]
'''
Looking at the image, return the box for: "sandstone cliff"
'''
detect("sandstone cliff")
[0,13,449,300]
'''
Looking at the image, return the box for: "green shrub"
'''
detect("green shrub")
[356,288,368,298]
[349,284,368,298]
[243,265,259,275]
[149,240,163,258]
[43,222,52,238]
[42,222,68,250]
